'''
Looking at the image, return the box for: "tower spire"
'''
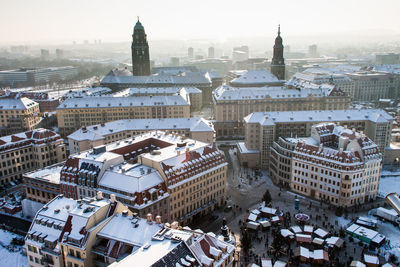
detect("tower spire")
[137,16,140,22]
[278,24,280,36]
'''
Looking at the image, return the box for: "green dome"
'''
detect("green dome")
[134,20,144,31]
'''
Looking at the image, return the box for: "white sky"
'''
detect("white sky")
[1,0,399,44]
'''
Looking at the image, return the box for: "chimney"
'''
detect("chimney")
[122,210,128,216]
[155,215,162,224]
[96,191,103,200]
[110,194,116,203]
[147,213,153,222]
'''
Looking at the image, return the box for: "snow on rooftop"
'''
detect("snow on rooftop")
[68,118,214,141]
[99,164,164,194]
[230,70,280,85]
[213,84,335,102]
[24,165,62,184]
[244,109,393,126]
[57,95,189,109]
[0,97,38,110]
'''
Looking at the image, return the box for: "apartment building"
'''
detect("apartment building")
[0,128,66,186]
[239,109,393,169]
[0,97,41,135]
[56,95,190,136]
[60,131,227,224]
[212,80,350,137]
[23,165,62,203]
[25,194,235,267]
[270,123,382,207]
[67,117,215,154]
[25,194,128,267]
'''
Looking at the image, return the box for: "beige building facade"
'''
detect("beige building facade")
[212,82,350,137]
[0,128,66,186]
[287,123,382,207]
[239,109,393,169]
[0,97,41,135]
[56,96,190,136]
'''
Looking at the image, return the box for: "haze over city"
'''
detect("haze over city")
[1,0,400,45]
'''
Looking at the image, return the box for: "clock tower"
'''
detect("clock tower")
[131,18,150,76]
[271,25,285,80]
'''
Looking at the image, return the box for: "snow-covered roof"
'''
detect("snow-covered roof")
[213,84,337,102]
[0,128,61,149]
[57,95,189,109]
[113,86,201,97]
[68,118,214,141]
[0,97,38,110]
[244,109,393,126]
[230,70,280,85]
[248,213,258,222]
[99,164,164,195]
[97,214,162,247]
[24,165,62,184]
[364,254,379,264]
[101,72,212,86]
[314,228,328,238]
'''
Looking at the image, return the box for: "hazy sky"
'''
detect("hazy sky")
[1,0,400,45]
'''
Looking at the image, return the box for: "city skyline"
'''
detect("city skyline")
[1,0,400,45]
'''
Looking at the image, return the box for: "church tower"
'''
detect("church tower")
[271,25,285,80]
[131,18,150,76]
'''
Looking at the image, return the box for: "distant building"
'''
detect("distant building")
[239,109,393,169]
[131,19,150,76]
[56,95,190,136]
[67,117,215,154]
[0,67,78,87]
[55,49,64,60]
[232,46,249,63]
[271,25,285,80]
[233,58,269,71]
[208,46,215,58]
[376,53,400,64]
[170,57,180,66]
[0,97,41,135]
[0,128,66,187]
[308,44,318,57]
[346,72,396,101]
[188,47,194,58]
[40,49,49,61]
